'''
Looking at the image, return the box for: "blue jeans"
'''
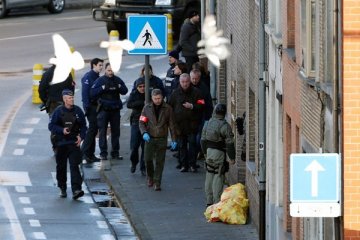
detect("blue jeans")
[97,109,120,158]
[178,133,196,169]
[130,123,145,171]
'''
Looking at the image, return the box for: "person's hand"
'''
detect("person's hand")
[227,159,236,165]
[63,127,70,135]
[170,141,177,150]
[182,102,193,109]
[143,133,150,142]
[75,136,82,147]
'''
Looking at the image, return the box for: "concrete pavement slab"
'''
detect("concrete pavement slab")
[101,114,259,240]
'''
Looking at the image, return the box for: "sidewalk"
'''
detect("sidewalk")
[101,112,259,240]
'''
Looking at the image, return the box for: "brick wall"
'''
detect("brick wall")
[343,0,360,239]
[216,0,260,229]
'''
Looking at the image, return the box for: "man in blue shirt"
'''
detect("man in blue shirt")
[90,63,128,170]
[81,58,104,163]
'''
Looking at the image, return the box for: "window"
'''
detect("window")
[301,0,316,77]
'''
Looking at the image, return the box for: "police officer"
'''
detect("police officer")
[164,50,179,100]
[90,63,128,169]
[81,58,104,163]
[201,103,236,206]
[38,64,75,152]
[139,89,177,191]
[48,89,87,199]
[39,64,75,115]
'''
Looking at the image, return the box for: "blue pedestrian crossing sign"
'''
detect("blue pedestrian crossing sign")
[127,15,167,55]
[290,153,340,203]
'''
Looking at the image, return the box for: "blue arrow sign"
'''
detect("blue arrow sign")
[127,15,167,55]
[290,153,340,203]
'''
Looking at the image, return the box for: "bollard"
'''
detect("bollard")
[70,46,75,80]
[164,14,173,51]
[109,30,120,41]
[32,63,43,104]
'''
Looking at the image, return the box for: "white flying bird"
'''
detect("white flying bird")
[197,15,231,68]
[49,33,85,84]
[100,38,135,73]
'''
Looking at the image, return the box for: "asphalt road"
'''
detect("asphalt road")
[0,9,169,240]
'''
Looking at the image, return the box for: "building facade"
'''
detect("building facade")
[212,0,342,239]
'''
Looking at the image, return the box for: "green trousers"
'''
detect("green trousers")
[144,137,167,186]
[204,148,225,205]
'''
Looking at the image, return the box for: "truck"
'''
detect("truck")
[92,0,200,40]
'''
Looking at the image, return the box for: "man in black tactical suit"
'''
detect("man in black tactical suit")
[48,89,87,199]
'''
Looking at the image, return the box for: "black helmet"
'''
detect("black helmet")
[214,103,226,116]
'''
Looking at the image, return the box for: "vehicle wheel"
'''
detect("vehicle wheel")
[106,22,127,39]
[48,0,65,14]
[0,0,9,19]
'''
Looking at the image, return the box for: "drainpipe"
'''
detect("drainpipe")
[209,0,217,104]
[258,0,266,239]
[334,0,342,239]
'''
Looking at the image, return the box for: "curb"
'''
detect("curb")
[102,167,153,240]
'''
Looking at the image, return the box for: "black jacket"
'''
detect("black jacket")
[168,86,204,135]
[192,81,213,121]
[127,89,145,125]
[38,65,74,103]
[179,19,201,57]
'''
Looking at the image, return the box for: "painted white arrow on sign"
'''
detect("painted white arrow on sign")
[305,160,325,197]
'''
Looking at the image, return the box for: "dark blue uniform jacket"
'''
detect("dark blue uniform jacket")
[81,69,100,110]
[90,75,128,110]
[48,105,87,146]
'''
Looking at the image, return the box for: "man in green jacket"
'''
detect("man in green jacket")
[201,103,236,206]
[139,89,177,191]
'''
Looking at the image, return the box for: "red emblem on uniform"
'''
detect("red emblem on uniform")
[140,115,148,123]
[197,99,205,105]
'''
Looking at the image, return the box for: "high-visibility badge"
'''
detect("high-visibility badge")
[140,115,149,123]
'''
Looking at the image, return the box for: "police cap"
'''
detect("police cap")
[62,89,74,96]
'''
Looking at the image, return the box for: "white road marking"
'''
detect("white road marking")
[101,234,116,240]
[0,91,31,157]
[13,149,24,155]
[19,197,30,204]
[0,188,26,240]
[19,128,34,134]
[97,220,108,229]
[15,186,27,193]
[151,55,167,60]
[25,118,41,124]
[90,208,101,216]
[24,207,35,215]
[17,138,29,145]
[0,171,32,186]
[33,232,46,239]
[29,219,41,227]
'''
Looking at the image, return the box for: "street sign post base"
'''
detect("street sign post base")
[290,202,341,217]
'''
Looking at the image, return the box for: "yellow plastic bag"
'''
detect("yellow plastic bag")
[204,183,249,224]
[204,202,221,222]
[221,183,247,201]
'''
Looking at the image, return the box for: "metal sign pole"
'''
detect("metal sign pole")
[145,55,150,103]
